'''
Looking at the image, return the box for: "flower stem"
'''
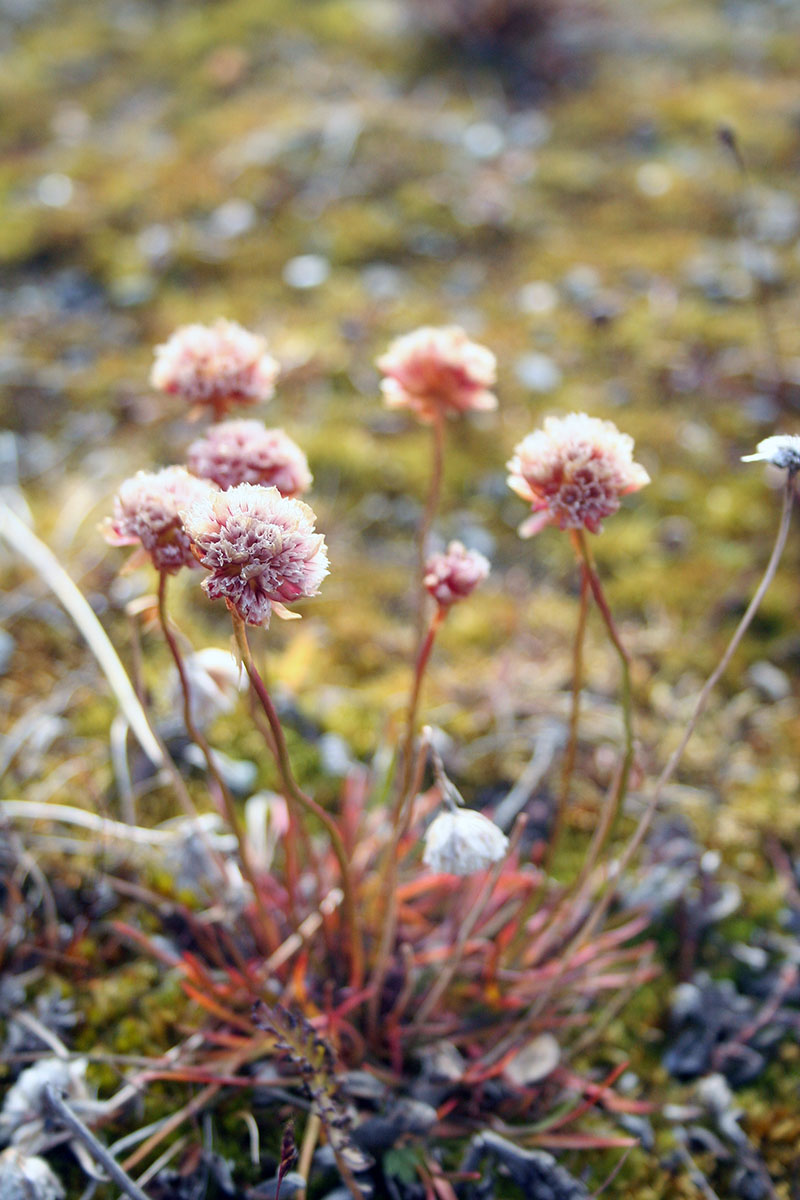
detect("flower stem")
[546,564,590,873]
[581,473,795,947]
[570,530,634,885]
[231,614,364,991]
[157,573,276,945]
[415,410,445,640]
[368,606,444,1036]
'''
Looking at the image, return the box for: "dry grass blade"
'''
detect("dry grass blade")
[0,497,163,768]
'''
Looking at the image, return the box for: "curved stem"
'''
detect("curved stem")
[232,614,364,991]
[368,607,444,1035]
[545,564,590,873]
[157,574,275,945]
[581,474,795,946]
[570,530,634,887]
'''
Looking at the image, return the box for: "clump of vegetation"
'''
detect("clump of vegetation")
[2,318,799,1199]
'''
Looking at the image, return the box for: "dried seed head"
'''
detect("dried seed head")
[187,420,312,496]
[104,467,215,573]
[377,326,497,422]
[423,809,508,876]
[424,541,490,607]
[742,434,800,473]
[151,319,279,418]
[182,483,328,628]
[507,412,650,537]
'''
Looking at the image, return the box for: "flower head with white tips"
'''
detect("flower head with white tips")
[187,420,312,496]
[423,808,508,876]
[424,541,490,608]
[742,435,800,473]
[377,326,497,423]
[151,319,279,419]
[507,412,650,537]
[104,467,215,573]
[182,483,328,628]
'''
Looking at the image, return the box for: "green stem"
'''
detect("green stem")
[232,614,364,991]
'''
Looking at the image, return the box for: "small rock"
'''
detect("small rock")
[504,1034,560,1086]
[283,254,330,290]
[745,660,791,701]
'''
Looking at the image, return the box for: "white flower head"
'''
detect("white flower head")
[422,808,508,876]
[742,435,800,473]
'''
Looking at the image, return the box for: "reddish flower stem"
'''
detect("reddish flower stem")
[415,410,446,640]
[231,614,364,991]
[546,564,590,873]
[577,472,796,946]
[156,573,277,947]
[569,529,634,889]
[368,605,446,1038]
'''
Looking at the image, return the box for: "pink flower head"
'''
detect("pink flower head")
[104,466,215,573]
[182,483,329,628]
[424,541,490,607]
[150,319,279,418]
[507,413,650,537]
[377,326,497,422]
[186,420,312,496]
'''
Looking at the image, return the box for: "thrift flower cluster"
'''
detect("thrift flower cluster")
[151,319,279,419]
[424,541,490,607]
[103,466,213,574]
[187,420,312,496]
[183,484,329,628]
[377,325,497,422]
[507,412,650,537]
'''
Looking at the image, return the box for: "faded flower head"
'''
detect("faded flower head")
[507,412,650,537]
[151,319,279,418]
[377,325,497,422]
[104,467,214,573]
[182,483,328,628]
[0,1149,65,1200]
[742,435,800,473]
[187,420,312,496]
[423,808,509,876]
[424,541,490,607]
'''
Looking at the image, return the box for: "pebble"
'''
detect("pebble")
[283,253,330,289]
[514,352,562,392]
[745,660,791,701]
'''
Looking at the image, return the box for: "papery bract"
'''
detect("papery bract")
[507,412,650,537]
[182,483,328,628]
[104,466,215,573]
[187,420,312,496]
[377,326,497,422]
